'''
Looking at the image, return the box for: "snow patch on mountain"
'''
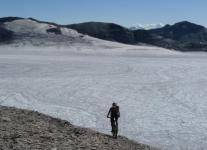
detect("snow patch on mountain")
[4,19,54,34]
[4,19,81,37]
[1,18,90,47]
[129,23,165,30]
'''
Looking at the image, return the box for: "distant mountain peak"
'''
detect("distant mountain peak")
[129,23,165,30]
[172,21,205,29]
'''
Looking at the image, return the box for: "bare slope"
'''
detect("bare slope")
[0,106,158,150]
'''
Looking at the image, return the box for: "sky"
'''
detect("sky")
[0,0,206,27]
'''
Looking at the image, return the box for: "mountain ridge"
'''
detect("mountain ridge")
[67,22,135,44]
[68,20,207,51]
[1,17,207,51]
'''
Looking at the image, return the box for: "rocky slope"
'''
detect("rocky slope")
[0,106,159,150]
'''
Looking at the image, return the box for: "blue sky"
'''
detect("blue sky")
[0,0,206,27]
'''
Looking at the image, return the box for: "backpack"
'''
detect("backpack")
[111,106,120,118]
[116,106,120,118]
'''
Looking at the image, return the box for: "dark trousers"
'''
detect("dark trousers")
[110,117,118,132]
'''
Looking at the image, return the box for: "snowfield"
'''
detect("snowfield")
[0,43,207,150]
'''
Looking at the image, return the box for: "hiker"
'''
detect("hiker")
[107,102,120,136]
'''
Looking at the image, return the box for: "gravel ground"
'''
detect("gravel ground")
[0,106,159,150]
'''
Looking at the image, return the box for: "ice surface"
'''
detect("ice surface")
[0,43,207,150]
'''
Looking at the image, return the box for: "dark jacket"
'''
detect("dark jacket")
[108,106,120,118]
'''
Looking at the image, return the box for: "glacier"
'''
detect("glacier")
[0,43,207,150]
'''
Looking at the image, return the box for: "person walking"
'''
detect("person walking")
[107,102,120,138]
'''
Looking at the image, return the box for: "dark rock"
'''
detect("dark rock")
[46,28,62,35]
[0,26,14,43]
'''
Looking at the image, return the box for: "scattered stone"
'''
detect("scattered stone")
[1,116,11,122]
[91,147,96,150]
[0,106,159,150]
